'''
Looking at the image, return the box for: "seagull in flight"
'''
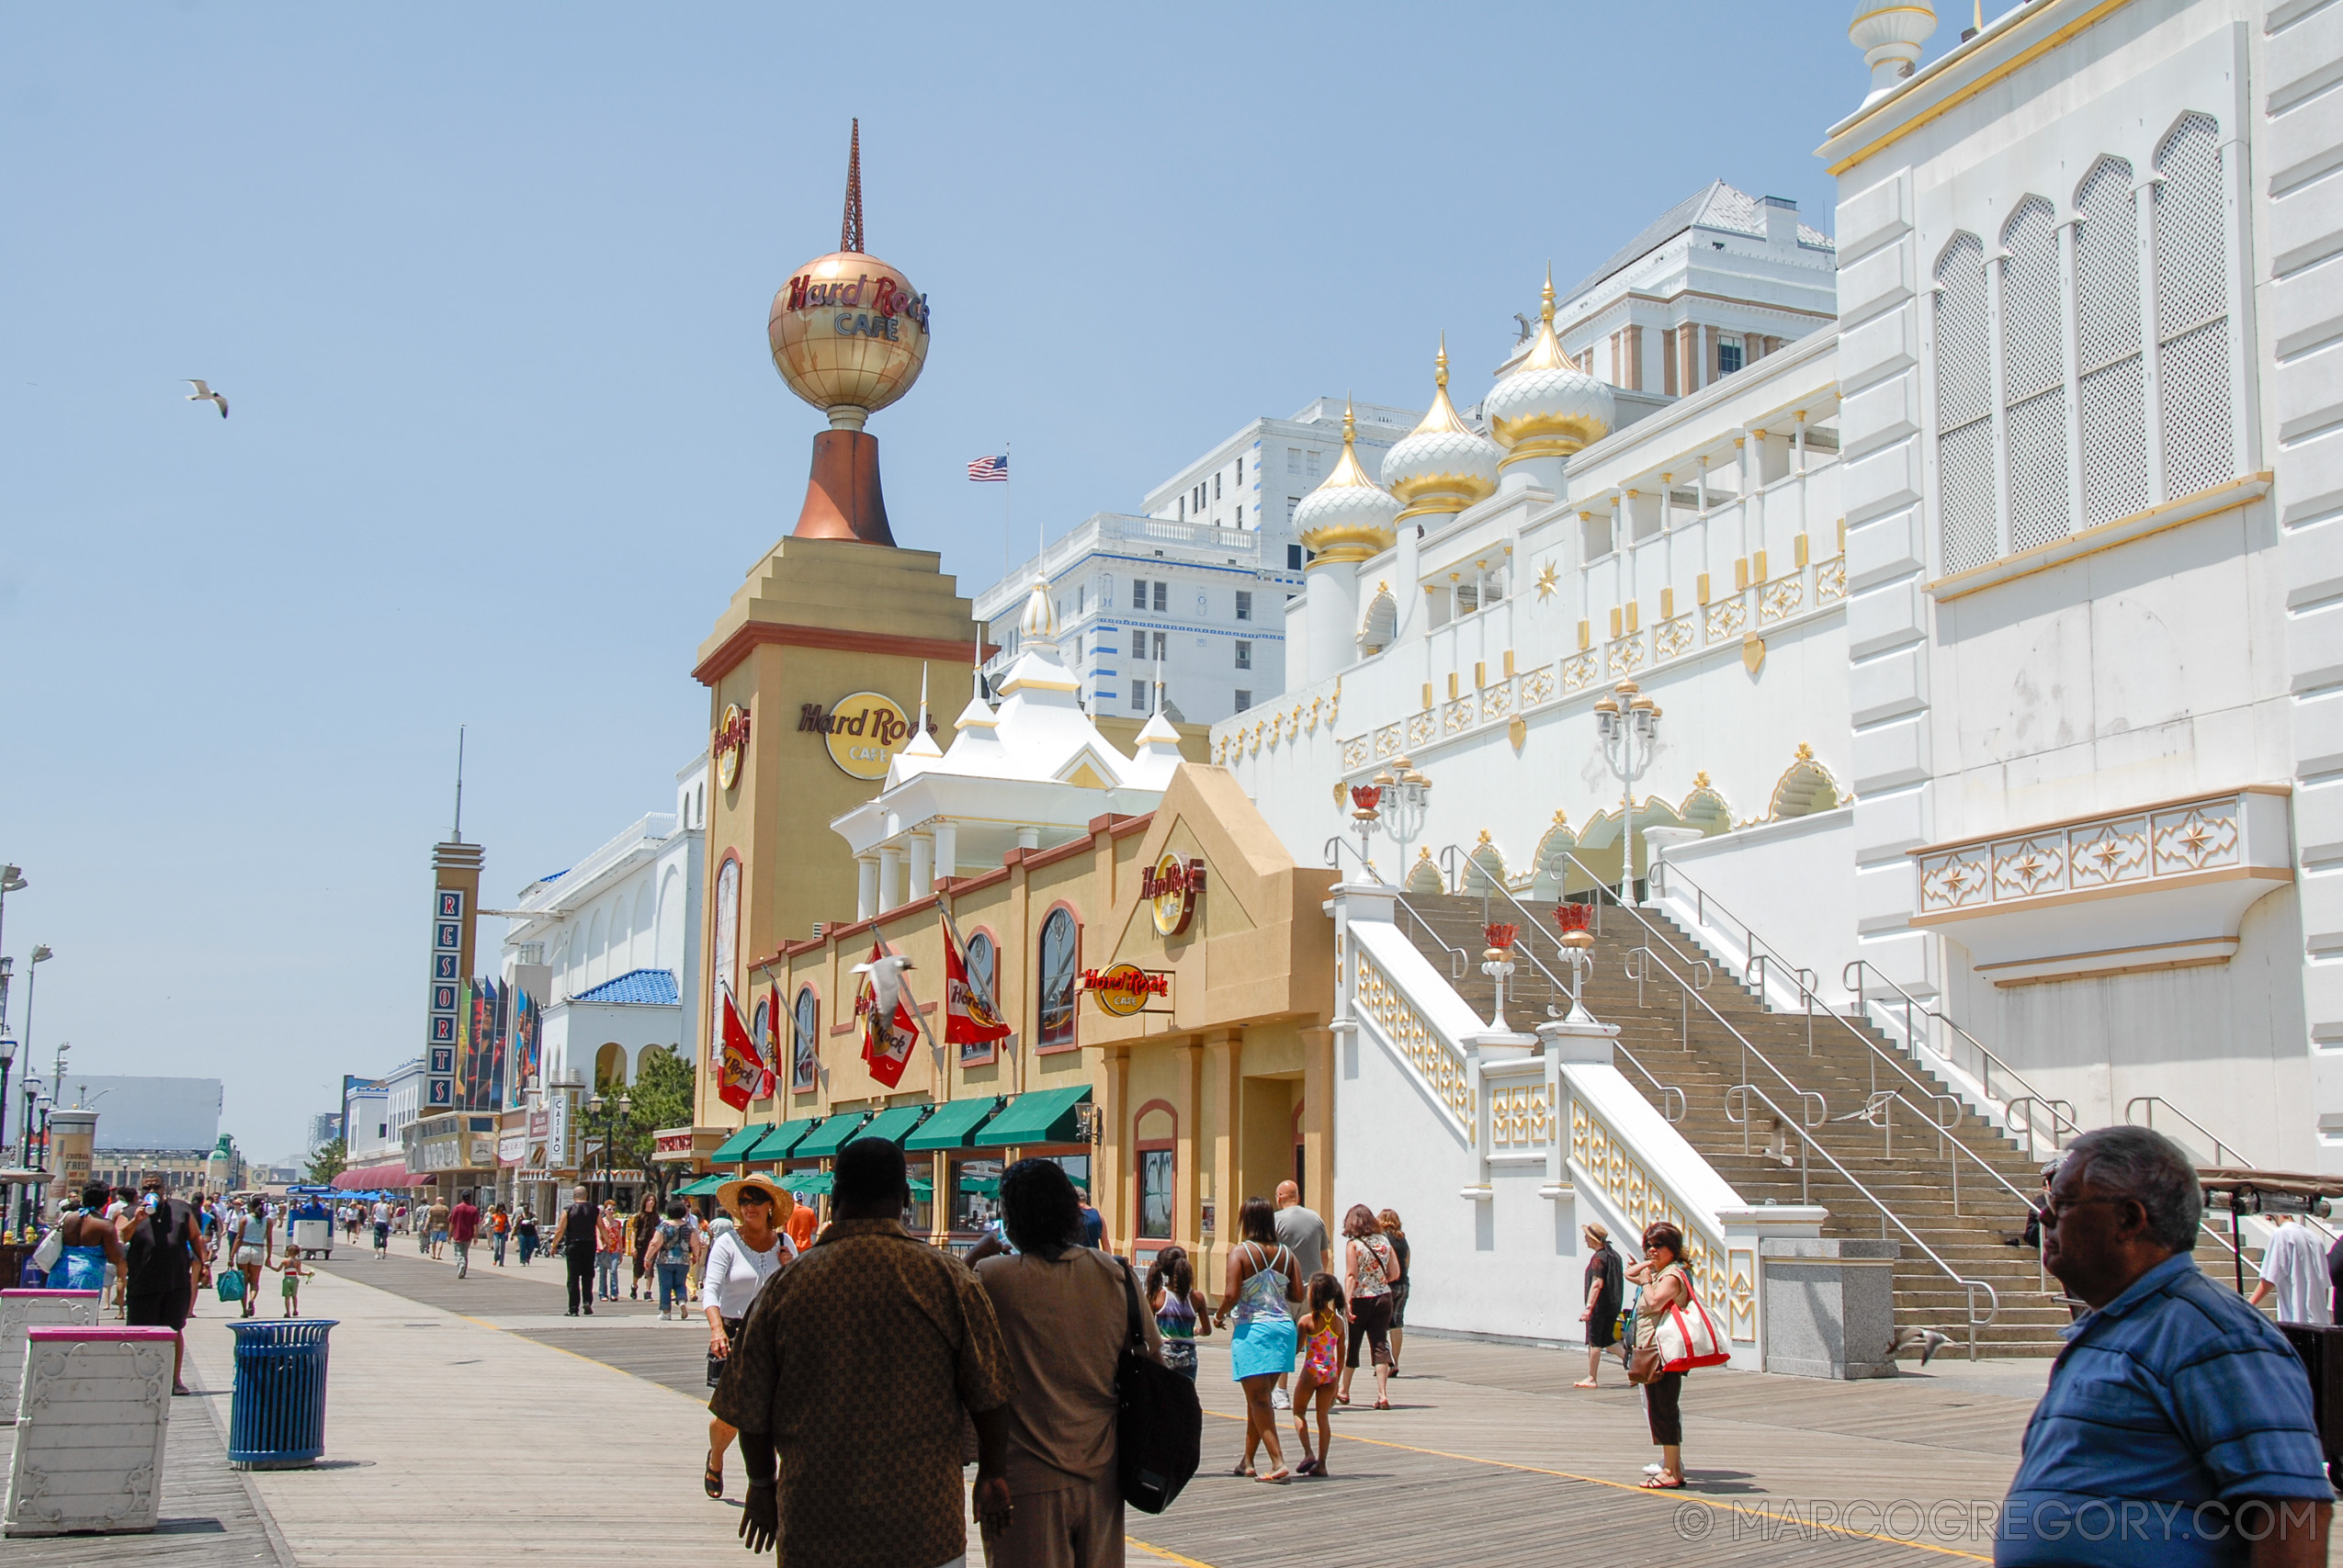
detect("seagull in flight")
[185,379,228,418]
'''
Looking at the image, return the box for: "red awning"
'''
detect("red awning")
[334,1164,433,1190]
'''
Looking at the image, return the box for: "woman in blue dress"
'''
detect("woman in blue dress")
[1213,1196,1305,1483]
[49,1183,126,1292]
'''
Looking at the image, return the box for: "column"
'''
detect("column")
[1103,1045,1131,1258]
[1177,1039,1203,1267]
[855,856,877,922]
[1299,1026,1333,1222]
[1624,323,1644,391]
[931,820,957,886]
[907,833,934,902]
[877,847,903,914]
[1203,1030,1236,1273]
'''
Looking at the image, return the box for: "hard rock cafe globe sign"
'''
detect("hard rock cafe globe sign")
[771,119,929,547]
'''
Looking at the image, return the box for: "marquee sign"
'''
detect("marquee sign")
[798,692,934,780]
[714,704,752,791]
[1142,855,1205,937]
[1082,963,1173,1017]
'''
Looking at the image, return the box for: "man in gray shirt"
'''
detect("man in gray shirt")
[1272,1181,1330,1410]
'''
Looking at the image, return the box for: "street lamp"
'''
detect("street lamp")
[584,1091,633,1190]
[21,946,51,1078]
[1345,756,1434,885]
[1592,681,1662,908]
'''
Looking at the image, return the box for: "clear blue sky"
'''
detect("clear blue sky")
[0,3,1900,1162]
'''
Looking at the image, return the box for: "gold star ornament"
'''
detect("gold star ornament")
[1534,561,1560,600]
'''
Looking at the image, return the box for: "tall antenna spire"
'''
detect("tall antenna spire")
[840,118,866,254]
[452,724,467,843]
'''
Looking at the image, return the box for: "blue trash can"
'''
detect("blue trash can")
[227,1319,337,1468]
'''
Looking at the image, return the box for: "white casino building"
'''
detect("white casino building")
[972,400,1418,727]
[1200,0,2343,1353]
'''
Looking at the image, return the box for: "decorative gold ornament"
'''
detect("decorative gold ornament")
[1484,267,1614,465]
[1385,338,1501,524]
[1742,633,1766,675]
[1534,561,1560,600]
[1508,716,1527,750]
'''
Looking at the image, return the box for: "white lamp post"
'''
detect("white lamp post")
[1593,681,1662,908]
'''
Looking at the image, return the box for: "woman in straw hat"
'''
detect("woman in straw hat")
[1576,1221,1624,1388]
[700,1175,798,1500]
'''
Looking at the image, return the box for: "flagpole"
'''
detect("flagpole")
[1002,440,1013,578]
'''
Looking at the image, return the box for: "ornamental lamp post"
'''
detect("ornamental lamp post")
[1375,756,1434,878]
[1480,924,1521,1032]
[1347,785,1383,878]
[1555,903,1596,1021]
[1593,681,1662,907]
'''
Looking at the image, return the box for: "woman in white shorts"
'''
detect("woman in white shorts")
[231,1196,273,1319]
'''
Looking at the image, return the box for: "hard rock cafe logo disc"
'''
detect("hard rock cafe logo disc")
[1141,854,1205,937]
[715,704,752,791]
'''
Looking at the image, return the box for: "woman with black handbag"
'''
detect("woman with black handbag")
[974,1158,1167,1566]
[699,1177,796,1500]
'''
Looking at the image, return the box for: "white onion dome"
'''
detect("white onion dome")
[1482,269,1615,466]
[1381,338,1501,523]
[1294,403,1402,565]
[1850,1,1935,100]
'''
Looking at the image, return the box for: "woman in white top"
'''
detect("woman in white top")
[700,1176,797,1501]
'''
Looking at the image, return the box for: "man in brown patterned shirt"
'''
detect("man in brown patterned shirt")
[714,1137,1016,1568]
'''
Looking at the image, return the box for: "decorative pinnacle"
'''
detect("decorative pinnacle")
[1541,264,1556,326]
[1342,397,1356,446]
[841,118,866,255]
[1436,335,1449,389]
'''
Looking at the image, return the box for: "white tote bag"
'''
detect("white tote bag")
[1653,1276,1731,1371]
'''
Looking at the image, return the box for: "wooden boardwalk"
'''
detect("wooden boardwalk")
[290,1246,2049,1565]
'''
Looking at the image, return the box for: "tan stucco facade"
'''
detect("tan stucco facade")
[748,764,1335,1277]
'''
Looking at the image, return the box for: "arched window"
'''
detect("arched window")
[967,931,997,1004]
[1358,590,1398,655]
[586,909,607,987]
[2000,197,2069,553]
[751,995,769,1084]
[2075,156,2149,526]
[594,1041,627,1089]
[711,856,740,1065]
[1037,908,1078,1050]
[791,987,820,1093]
[632,884,655,973]
[1932,233,1994,573]
[2155,113,2234,499]
[1769,750,1843,819]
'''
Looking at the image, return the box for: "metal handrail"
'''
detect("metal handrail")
[2126,1096,2250,1168]
[1724,1079,1999,1359]
[1841,958,2085,1158]
[1644,855,1992,1144]
[1368,868,1689,1122]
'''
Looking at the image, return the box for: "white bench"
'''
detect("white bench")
[0,1290,101,1424]
[4,1326,175,1536]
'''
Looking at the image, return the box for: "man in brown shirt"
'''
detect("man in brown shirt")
[716,1137,1016,1568]
[976,1159,1160,1568]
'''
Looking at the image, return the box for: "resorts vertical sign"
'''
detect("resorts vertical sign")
[425,840,485,1111]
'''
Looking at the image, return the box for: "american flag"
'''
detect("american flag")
[967,454,1010,482]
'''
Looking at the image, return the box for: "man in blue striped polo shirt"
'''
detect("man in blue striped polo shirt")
[1998,1126,2331,1566]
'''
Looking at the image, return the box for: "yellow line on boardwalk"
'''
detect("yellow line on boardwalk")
[1124,1536,1218,1567]
[1197,1408,1991,1563]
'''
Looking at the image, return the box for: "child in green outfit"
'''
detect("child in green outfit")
[270,1245,310,1317]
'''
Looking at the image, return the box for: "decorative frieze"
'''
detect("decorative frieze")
[1353,947,1474,1127]
[1568,1098,1727,1308]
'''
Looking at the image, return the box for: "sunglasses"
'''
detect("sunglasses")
[737,1190,775,1206]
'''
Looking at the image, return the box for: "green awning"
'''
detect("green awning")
[856,1104,931,1145]
[959,1176,1000,1196]
[673,1175,725,1196]
[780,1171,833,1196]
[749,1118,821,1160]
[794,1111,874,1159]
[903,1097,1006,1151]
[709,1122,773,1163]
[908,1178,934,1198]
[974,1085,1093,1147]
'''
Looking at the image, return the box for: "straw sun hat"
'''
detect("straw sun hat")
[715,1175,796,1221]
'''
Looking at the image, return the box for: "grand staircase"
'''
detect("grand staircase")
[1390,891,2080,1356]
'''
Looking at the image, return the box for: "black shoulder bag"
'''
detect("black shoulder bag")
[1111,1254,1201,1515]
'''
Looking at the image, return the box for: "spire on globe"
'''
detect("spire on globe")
[768,119,932,434]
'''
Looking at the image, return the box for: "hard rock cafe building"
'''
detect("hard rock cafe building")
[661,133,1339,1269]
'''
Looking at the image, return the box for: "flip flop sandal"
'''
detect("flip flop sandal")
[704,1451,724,1499]
[1636,1474,1685,1490]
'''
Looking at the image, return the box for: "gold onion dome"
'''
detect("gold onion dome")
[1381,337,1501,523]
[1018,577,1059,647]
[1294,403,1402,565]
[1482,267,1614,466]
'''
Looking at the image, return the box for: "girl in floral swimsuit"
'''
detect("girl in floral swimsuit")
[1291,1273,1348,1477]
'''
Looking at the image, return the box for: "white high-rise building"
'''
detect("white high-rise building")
[972,401,1419,728]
